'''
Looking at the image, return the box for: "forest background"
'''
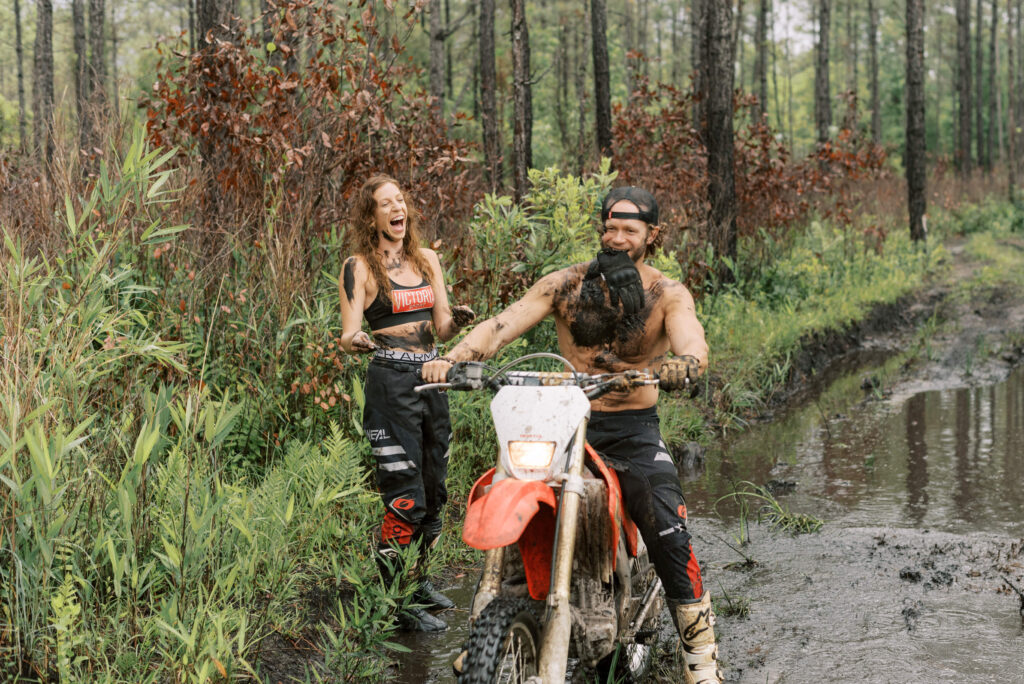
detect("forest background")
[1,0,1021,681]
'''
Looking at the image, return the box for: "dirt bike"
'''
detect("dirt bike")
[418,353,668,684]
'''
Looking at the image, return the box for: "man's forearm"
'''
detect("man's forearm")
[445,318,504,362]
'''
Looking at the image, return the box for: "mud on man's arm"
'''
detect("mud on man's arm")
[662,279,709,376]
[421,271,561,383]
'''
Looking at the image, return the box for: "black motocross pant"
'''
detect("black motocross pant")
[587,407,704,602]
[362,358,451,551]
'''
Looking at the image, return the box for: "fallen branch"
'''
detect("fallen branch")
[1001,575,1024,617]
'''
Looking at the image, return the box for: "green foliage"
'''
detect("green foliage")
[716,481,823,537]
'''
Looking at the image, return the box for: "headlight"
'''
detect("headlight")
[507,441,556,469]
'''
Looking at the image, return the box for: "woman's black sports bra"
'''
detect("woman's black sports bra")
[364,278,435,331]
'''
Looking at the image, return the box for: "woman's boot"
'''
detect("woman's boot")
[667,592,723,684]
[376,547,448,632]
[414,526,455,610]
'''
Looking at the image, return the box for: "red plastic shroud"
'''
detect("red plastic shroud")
[462,445,639,600]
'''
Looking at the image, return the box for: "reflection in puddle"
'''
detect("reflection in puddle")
[700,363,1024,537]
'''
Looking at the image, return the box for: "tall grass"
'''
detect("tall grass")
[0,128,408,682]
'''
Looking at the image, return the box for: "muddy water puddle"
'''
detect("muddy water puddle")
[392,355,1024,682]
[696,356,1024,682]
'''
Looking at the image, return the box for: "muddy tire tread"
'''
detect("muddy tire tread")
[459,598,540,684]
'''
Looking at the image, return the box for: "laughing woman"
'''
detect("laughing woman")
[339,174,474,632]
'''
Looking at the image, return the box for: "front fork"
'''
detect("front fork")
[469,421,588,684]
[537,419,589,683]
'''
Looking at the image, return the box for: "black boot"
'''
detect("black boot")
[376,547,448,632]
[414,578,455,610]
[413,523,455,610]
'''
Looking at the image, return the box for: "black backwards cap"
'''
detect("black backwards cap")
[601,186,659,225]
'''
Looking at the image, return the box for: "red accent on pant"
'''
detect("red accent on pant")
[686,543,704,598]
[381,511,415,546]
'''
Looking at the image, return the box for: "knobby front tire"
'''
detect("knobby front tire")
[459,598,541,684]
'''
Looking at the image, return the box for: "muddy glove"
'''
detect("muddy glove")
[595,248,645,316]
[659,355,701,391]
[451,305,476,328]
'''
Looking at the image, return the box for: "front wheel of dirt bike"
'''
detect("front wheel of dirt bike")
[459,598,541,684]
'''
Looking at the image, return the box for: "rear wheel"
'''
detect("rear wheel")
[459,598,541,684]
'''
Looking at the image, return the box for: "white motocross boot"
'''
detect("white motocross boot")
[667,592,723,684]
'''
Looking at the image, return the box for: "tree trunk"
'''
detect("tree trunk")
[576,10,589,177]
[771,0,783,129]
[110,0,119,118]
[976,0,986,169]
[624,0,636,95]
[671,0,681,85]
[956,0,972,174]
[445,0,453,99]
[32,0,54,164]
[868,0,881,144]
[429,0,444,117]
[906,0,927,241]
[87,0,107,145]
[842,0,858,131]
[556,21,570,154]
[754,0,767,122]
[479,0,500,191]
[815,0,832,144]
[14,0,27,151]
[692,0,705,126]
[703,0,738,272]
[510,0,533,202]
[197,0,237,43]
[734,0,745,92]
[189,0,197,53]
[990,0,1000,165]
[73,0,89,150]
[1010,0,1018,203]
[591,0,612,158]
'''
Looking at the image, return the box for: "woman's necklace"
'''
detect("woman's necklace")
[378,247,404,272]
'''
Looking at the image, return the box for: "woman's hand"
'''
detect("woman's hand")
[351,331,378,353]
[451,305,476,329]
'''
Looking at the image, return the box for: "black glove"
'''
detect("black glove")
[595,248,645,316]
[659,356,701,391]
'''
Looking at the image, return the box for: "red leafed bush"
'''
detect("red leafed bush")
[611,76,888,287]
[142,1,482,246]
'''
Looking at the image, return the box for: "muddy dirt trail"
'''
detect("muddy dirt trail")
[697,238,1024,683]
[390,237,1024,683]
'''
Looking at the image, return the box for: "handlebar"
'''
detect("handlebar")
[416,359,665,400]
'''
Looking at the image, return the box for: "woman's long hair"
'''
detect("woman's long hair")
[349,175,432,299]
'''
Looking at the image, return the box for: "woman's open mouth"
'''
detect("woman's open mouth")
[390,216,406,231]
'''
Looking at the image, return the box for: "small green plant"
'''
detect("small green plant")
[713,583,751,619]
[717,481,823,536]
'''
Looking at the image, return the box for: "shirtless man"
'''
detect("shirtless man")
[422,186,722,684]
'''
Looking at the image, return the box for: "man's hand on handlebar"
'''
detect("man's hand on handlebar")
[422,357,453,384]
[658,355,701,391]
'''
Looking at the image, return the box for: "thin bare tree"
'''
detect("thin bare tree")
[703,0,738,272]
[956,0,972,174]
[32,0,55,163]
[510,0,532,202]
[14,0,27,150]
[868,0,881,144]
[906,0,927,240]
[814,0,832,144]
[592,0,613,158]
